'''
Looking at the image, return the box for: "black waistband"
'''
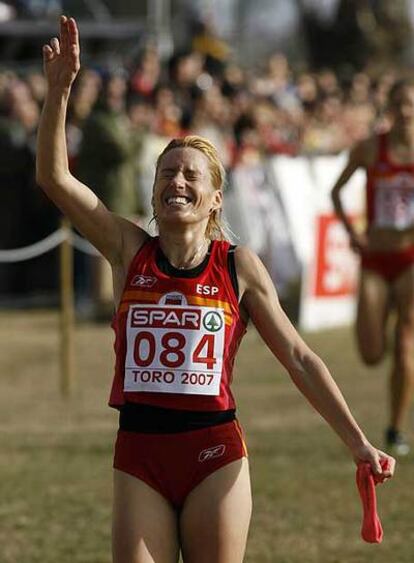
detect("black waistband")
[119,402,236,434]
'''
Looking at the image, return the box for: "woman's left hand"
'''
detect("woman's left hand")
[352,442,396,482]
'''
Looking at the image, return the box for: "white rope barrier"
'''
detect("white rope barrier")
[0,219,97,398]
[72,233,100,256]
[0,228,101,262]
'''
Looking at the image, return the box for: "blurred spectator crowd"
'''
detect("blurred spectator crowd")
[0,26,405,308]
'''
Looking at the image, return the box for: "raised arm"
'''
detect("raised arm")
[237,246,395,477]
[36,16,146,263]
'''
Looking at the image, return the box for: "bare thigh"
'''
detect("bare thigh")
[179,458,252,563]
[391,264,414,354]
[392,264,414,317]
[112,469,180,563]
[356,269,390,364]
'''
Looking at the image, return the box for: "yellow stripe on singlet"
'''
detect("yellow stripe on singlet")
[122,290,164,302]
[188,295,232,313]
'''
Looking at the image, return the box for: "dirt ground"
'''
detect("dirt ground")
[0,310,413,562]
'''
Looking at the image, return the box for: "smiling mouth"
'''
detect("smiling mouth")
[165,196,192,206]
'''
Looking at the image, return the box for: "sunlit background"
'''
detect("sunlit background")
[2,0,414,318]
[1,3,414,562]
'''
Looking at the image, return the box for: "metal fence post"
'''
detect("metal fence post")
[60,217,75,397]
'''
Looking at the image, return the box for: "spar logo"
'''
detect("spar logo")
[131,307,201,329]
[202,311,223,332]
[198,444,226,462]
[131,274,157,288]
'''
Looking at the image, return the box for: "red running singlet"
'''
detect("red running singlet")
[109,237,247,411]
[362,134,414,281]
[366,133,414,229]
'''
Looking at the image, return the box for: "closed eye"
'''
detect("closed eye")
[159,167,202,181]
[185,172,200,181]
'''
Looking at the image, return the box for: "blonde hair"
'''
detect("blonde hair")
[154,135,229,240]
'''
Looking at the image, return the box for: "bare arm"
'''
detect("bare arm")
[331,140,370,253]
[237,246,395,477]
[36,16,146,264]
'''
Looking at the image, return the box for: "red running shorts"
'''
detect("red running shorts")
[361,247,414,283]
[113,420,247,510]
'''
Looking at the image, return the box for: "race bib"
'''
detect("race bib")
[124,294,225,396]
[375,176,414,229]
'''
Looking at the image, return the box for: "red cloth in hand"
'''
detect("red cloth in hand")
[356,459,390,543]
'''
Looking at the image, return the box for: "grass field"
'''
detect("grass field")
[0,310,413,563]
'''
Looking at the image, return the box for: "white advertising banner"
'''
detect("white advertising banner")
[225,163,300,297]
[224,165,268,254]
[271,153,366,332]
[269,156,316,264]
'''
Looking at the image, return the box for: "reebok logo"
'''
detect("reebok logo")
[198,444,226,462]
[131,274,157,288]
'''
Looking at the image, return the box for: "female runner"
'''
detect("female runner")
[37,16,395,563]
[332,78,414,456]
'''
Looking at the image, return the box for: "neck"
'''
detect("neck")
[158,225,210,270]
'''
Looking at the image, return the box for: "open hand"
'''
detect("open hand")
[42,15,80,91]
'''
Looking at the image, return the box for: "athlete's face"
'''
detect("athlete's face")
[152,147,222,228]
[390,86,414,128]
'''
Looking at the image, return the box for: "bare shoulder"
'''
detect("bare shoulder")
[234,245,261,274]
[350,135,378,168]
[234,245,270,298]
[113,215,150,269]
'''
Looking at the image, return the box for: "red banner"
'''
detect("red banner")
[314,214,359,297]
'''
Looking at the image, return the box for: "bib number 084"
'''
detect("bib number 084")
[134,331,217,370]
